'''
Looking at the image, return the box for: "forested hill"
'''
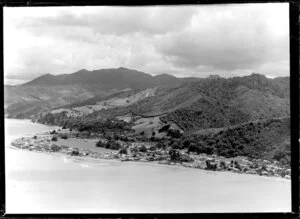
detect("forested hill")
[79,73,289,132]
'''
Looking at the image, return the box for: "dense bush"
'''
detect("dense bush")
[51,136,58,141]
[38,112,133,135]
[157,117,290,161]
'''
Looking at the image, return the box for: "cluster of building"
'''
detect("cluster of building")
[10,135,291,179]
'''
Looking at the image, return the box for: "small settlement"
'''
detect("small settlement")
[10,133,291,180]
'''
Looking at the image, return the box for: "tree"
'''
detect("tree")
[60,133,68,139]
[139,145,147,152]
[188,143,199,154]
[156,141,168,149]
[96,140,106,148]
[169,148,180,162]
[183,140,190,148]
[51,144,61,152]
[106,140,121,150]
[273,150,286,161]
[167,129,182,138]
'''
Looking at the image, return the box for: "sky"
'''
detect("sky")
[4,4,289,84]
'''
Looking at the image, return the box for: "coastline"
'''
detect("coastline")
[8,144,290,183]
[9,132,291,180]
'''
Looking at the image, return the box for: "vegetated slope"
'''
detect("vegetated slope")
[160,117,290,162]
[51,88,138,110]
[184,117,290,162]
[4,84,98,118]
[5,67,193,119]
[84,73,289,132]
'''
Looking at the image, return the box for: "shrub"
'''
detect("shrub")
[171,140,184,150]
[50,144,61,152]
[50,130,57,134]
[149,145,157,151]
[167,129,182,138]
[106,140,121,150]
[78,130,90,138]
[96,140,106,148]
[156,141,168,149]
[33,136,37,139]
[273,150,286,161]
[158,124,171,133]
[139,145,147,152]
[150,136,156,142]
[60,133,68,139]
[51,136,58,141]
[119,148,128,154]
[234,161,242,170]
[220,161,227,169]
[71,149,79,156]
[188,143,199,154]
[183,140,191,148]
[140,131,145,136]
[169,148,180,161]
[113,134,120,140]
[120,136,129,142]
[261,164,267,171]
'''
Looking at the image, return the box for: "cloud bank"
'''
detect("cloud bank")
[4,4,289,82]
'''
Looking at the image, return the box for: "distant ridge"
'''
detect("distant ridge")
[22,67,190,89]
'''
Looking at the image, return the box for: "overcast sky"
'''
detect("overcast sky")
[4,4,289,84]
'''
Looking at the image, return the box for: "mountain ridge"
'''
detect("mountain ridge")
[5,67,289,122]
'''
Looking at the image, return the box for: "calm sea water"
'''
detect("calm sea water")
[5,119,291,213]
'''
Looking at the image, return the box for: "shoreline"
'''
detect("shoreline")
[9,133,291,180]
[8,145,290,183]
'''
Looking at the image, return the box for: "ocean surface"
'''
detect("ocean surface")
[5,119,291,213]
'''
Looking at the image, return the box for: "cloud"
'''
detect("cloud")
[4,4,289,82]
[16,6,198,37]
[155,4,289,73]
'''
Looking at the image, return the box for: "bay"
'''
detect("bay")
[5,119,291,213]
